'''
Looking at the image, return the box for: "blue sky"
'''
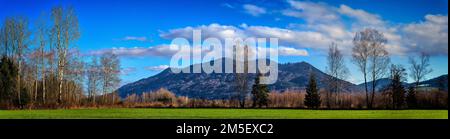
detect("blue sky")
[1,0,448,85]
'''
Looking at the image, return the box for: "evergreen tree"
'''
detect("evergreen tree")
[251,73,269,108]
[390,65,406,109]
[304,73,321,109]
[406,86,417,109]
[0,56,18,107]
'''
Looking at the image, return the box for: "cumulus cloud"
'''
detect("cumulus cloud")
[96,1,447,59]
[160,23,335,52]
[278,46,309,56]
[280,0,447,56]
[283,0,383,26]
[243,4,267,17]
[159,20,432,56]
[87,43,308,58]
[338,5,384,27]
[402,14,448,55]
[283,0,339,23]
[160,23,245,40]
[145,65,169,71]
[247,26,340,53]
[86,45,183,58]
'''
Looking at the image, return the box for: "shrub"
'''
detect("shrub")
[268,90,305,108]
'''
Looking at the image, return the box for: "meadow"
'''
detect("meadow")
[0,108,447,119]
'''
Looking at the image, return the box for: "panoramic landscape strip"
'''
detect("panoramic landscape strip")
[0,0,448,120]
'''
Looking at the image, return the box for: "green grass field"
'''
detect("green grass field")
[0,108,447,119]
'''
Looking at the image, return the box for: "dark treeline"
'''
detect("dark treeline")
[0,6,120,109]
[122,82,447,109]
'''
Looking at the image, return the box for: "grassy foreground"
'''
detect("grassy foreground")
[0,108,447,119]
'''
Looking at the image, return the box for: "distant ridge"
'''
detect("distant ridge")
[117,58,359,99]
[118,58,448,99]
[357,74,449,92]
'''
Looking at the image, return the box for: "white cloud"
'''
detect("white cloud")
[160,23,330,52]
[239,23,248,28]
[425,14,448,24]
[281,0,448,56]
[283,1,383,26]
[122,36,148,41]
[402,14,448,55]
[91,24,312,58]
[145,65,169,71]
[278,46,309,56]
[243,4,267,17]
[283,0,339,23]
[104,1,447,58]
[250,26,331,50]
[222,3,235,9]
[158,20,428,57]
[160,23,245,39]
[87,45,182,58]
[338,5,384,27]
[309,24,349,39]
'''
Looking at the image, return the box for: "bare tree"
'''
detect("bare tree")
[65,49,85,105]
[367,34,390,109]
[352,29,390,109]
[29,45,40,103]
[0,21,5,56]
[0,18,15,57]
[0,20,7,57]
[409,53,432,87]
[234,43,250,108]
[0,6,87,108]
[13,17,31,108]
[325,42,349,108]
[34,13,49,104]
[100,52,121,104]
[87,56,101,104]
[352,30,371,109]
[1,17,31,108]
[50,6,80,104]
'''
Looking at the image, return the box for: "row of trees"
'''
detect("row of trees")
[0,6,121,109]
[303,63,435,109]
[86,52,121,105]
[321,28,435,109]
[232,28,437,109]
[122,86,446,109]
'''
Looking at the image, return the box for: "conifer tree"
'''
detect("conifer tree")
[251,73,269,108]
[406,86,417,109]
[304,73,321,109]
[390,64,406,109]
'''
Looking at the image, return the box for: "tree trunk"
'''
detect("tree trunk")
[17,49,22,108]
[363,71,369,109]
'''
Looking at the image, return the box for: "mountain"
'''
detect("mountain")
[357,78,408,92]
[418,74,448,91]
[357,74,448,92]
[117,58,359,99]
